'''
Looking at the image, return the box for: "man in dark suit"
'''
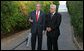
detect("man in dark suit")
[28,3,45,50]
[46,4,61,50]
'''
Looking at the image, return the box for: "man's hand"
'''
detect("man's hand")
[46,27,52,32]
[42,30,46,35]
[29,18,33,22]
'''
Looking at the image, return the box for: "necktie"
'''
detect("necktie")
[51,13,53,19]
[36,11,39,22]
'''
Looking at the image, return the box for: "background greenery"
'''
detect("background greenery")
[1,1,59,38]
[67,1,83,40]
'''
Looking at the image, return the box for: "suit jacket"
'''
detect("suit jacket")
[28,10,45,34]
[46,12,61,38]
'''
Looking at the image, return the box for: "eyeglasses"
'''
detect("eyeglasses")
[50,8,54,10]
[36,6,40,7]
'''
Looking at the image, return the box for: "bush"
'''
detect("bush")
[1,1,59,37]
[67,1,83,40]
[1,1,19,34]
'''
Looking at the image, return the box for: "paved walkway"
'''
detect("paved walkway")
[58,12,77,50]
[1,30,30,50]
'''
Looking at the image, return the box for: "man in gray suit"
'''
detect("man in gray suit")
[28,3,45,50]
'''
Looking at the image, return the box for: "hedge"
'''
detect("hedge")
[67,1,83,40]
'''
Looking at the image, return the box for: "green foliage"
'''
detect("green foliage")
[1,1,19,34]
[1,1,59,35]
[67,1,83,39]
[53,1,59,11]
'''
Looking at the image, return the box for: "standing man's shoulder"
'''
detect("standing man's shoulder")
[48,13,51,17]
[56,12,61,18]
[40,10,45,14]
[47,13,51,16]
[30,10,35,14]
[29,10,36,17]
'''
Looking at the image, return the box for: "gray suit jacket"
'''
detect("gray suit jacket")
[28,10,45,34]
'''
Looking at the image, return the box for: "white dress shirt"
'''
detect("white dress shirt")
[52,11,56,15]
[36,10,40,18]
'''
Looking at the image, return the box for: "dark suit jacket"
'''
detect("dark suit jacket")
[28,10,45,34]
[46,12,61,39]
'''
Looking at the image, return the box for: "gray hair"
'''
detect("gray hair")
[36,3,41,7]
[50,4,56,9]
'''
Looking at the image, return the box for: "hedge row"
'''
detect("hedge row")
[67,1,83,40]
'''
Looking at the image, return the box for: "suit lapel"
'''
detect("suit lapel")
[34,10,42,22]
[51,12,56,20]
[38,11,42,22]
[34,10,37,22]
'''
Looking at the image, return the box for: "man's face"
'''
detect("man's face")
[36,4,41,11]
[50,7,55,13]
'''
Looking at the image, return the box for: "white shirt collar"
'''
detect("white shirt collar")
[52,11,56,15]
[36,10,40,14]
[36,10,40,18]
